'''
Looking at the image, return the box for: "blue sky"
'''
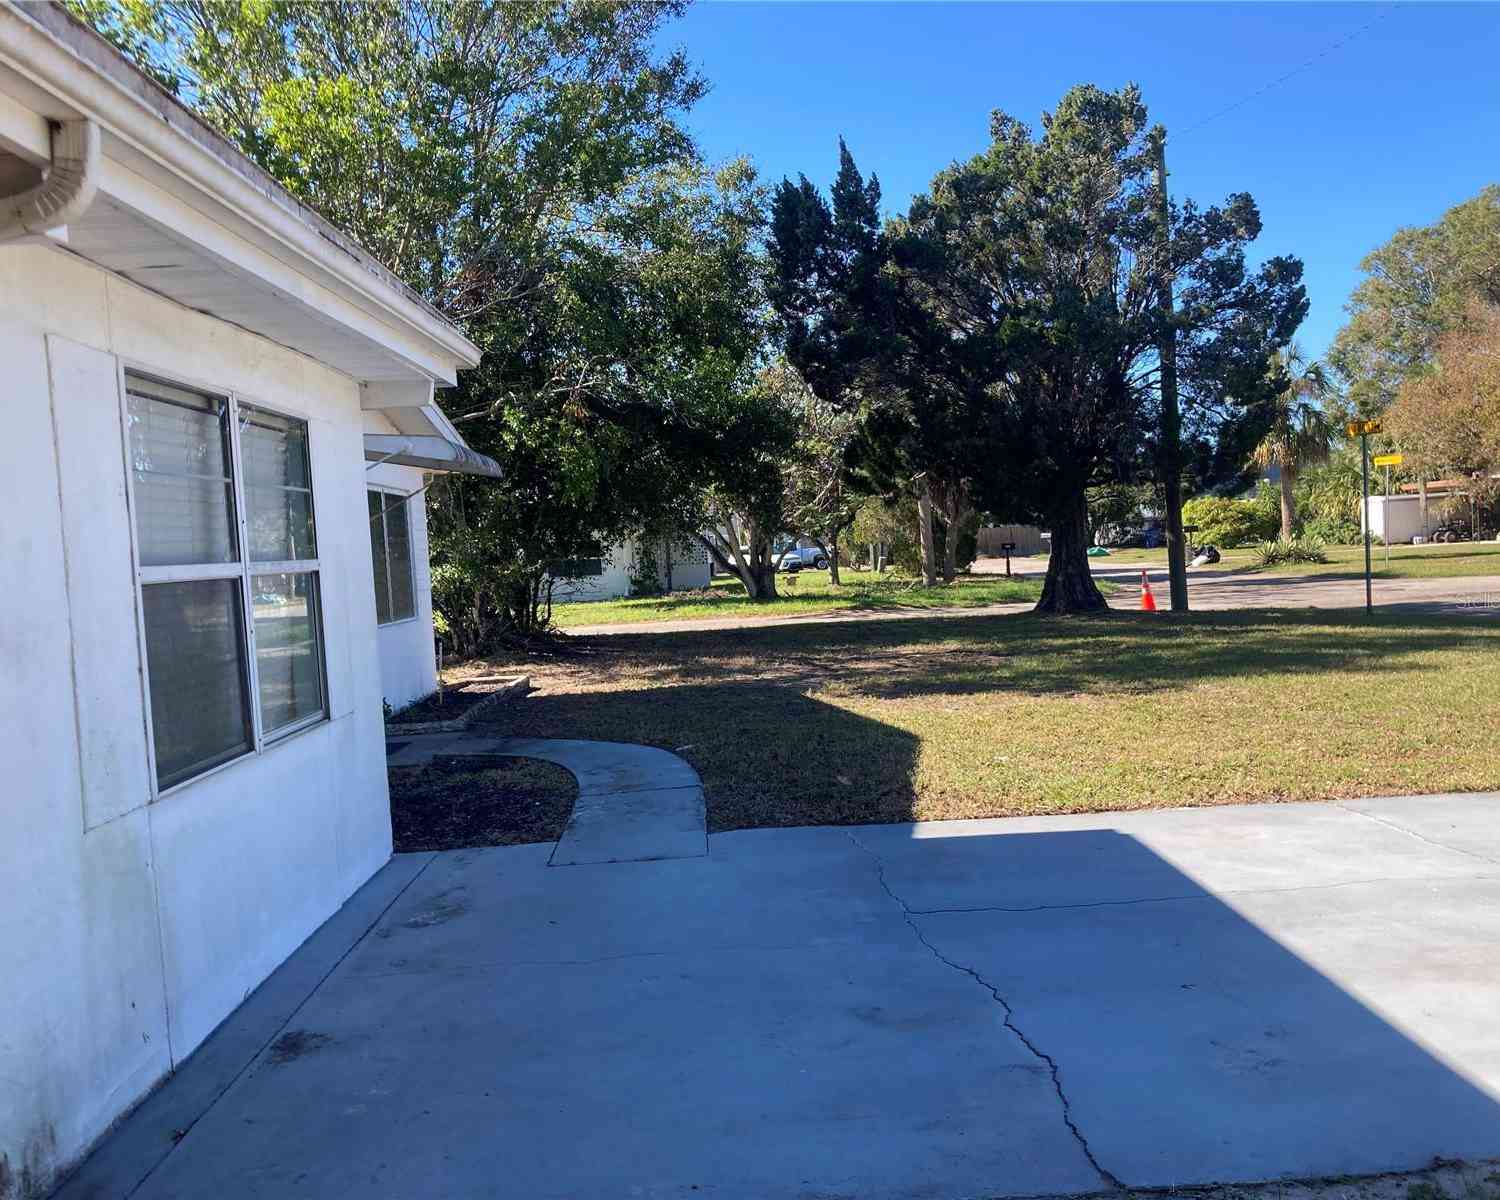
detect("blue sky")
[656,1,1500,362]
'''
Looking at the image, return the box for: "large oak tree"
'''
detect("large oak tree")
[777,86,1306,613]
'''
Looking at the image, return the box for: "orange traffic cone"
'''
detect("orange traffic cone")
[1140,569,1157,612]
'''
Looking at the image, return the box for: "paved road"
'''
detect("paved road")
[559,564,1500,636]
[1090,562,1500,616]
[62,793,1500,1199]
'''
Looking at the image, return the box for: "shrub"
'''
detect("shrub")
[1181,495,1280,548]
[1303,513,1361,544]
[1256,535,1329,567]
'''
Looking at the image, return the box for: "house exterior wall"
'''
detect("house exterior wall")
[548,535,711,604]
[364,419,437,709]
[655,536,711,591]
[548,541,635,604]
[0,244,393,1191]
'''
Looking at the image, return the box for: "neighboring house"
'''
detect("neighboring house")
[0,6,494,1192]
[550,533,712,603]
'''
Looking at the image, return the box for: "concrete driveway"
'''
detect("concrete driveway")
[62,794,1500,1200]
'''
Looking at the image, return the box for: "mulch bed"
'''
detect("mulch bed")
[388,755,578,851]
[388,680,508,725]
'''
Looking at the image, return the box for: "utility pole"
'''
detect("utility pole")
[1151,127,1189,612]
[1349,419,1382,616]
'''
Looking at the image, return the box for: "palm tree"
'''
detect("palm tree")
[1250,345,1334,539]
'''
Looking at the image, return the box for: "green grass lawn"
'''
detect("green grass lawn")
[464,607,1500,832]
[549,568,1043,627]
[1087,540,1500,578]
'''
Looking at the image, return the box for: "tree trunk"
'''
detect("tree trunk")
[1279,469,1296,540]
[941,495,968,583]
[698,526,777,600]
[829,533,841,585]
[1035,489,1109,615]
[917,482,938,587]
[745,558,777,599]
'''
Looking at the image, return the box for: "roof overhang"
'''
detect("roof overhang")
[0,2,481,387]
[365,431,502,480]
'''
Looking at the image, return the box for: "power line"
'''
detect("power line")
[1178,3,1403,138]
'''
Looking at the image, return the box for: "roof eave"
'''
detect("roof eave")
[0,1,481,381]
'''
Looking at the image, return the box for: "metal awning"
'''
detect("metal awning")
[364,434,502,479]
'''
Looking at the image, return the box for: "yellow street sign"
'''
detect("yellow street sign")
[1347,419,1383,437]
[1373,453,1404,468]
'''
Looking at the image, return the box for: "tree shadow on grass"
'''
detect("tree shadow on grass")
[473,608,1499,832]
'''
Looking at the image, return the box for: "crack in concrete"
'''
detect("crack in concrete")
[1332,802,1500,869]
[846,831,1125,1192]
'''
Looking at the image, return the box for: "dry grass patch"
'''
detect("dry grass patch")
[460,609,1500,832]
[389,755,577,850]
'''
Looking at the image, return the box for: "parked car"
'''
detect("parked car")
[773,539,830,570]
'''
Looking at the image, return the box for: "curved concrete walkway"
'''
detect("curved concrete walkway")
[386,732,706,866]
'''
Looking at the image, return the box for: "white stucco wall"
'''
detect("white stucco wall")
[548,535,711,604]
[0,244,393,1192]
[548,541,634,603]
[1364,495,1429,544]
[363,426,438,709]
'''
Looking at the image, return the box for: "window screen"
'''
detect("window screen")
[550,558,604,578]
[125,378,237,567]
[241,405,316,562]
[369,490,416,624]
[126,371,328,790]
[141,579,253,789]
[251,573,325,733]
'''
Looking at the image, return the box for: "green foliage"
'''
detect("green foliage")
[696,360,806,600]
[1330,184,1500,417]
[1255,535,1329,567]
[772,84,1306,613]
[1249,344,1334,466]
[1087,484,1153,545]
[629,541,662,598]
[431,160,774,642]
[849,495,920,572]
[778,362,862,562]
[1295,448,1365,543]
[72,0,784,646]
[1181,494,1279,548]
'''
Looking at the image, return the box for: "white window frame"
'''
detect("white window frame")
[117,361,329,800]
[368,485,419,627]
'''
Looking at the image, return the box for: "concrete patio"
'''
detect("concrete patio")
[57,793,1500,1200]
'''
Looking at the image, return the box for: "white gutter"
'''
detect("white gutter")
[0,117,97,241]
[0,2,479,372]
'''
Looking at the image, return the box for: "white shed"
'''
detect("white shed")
[0,6,492,1191]
[1363,494,1428,544]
